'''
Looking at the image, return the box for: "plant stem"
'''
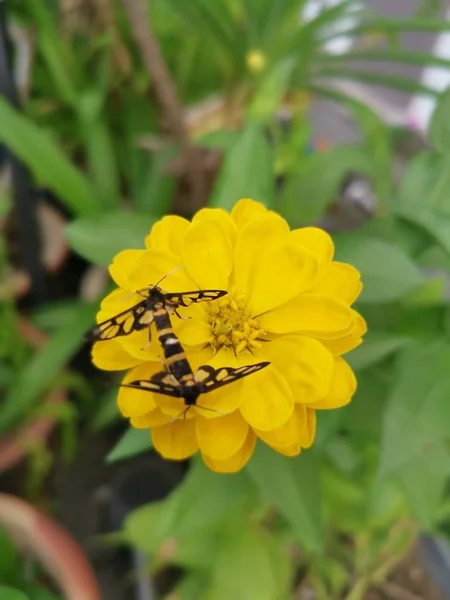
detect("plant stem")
[120,0,205,205]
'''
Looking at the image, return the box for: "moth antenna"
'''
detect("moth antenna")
[155,265,184,288]
[195,405,228,417]
[168,405,191,423]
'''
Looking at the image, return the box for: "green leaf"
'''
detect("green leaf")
[210,124,274,210]
[90,388,121,432]
[379,341,450,478]
[278,145,373,226]
[334,235,423,303]
[107,428,152,463]
[395,153,450,254]
[313,69,440,97]
[249,57,296,122]
[396,441,448,529]
[125,459,250,552]
[0,588,29,600]
[347,332,410,370]
[317,50,450,71]
[136,144,178,214]
[429,86,450,154]
[247,444,323,552]
[0,97,96,216]
[65,212,154,266]
[204,520,291,600]
[0,303,97,432]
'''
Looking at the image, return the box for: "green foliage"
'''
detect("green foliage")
[210,124,274,210]
[5,2,450,599]
[107,428,152,463]
[65,212,153,266]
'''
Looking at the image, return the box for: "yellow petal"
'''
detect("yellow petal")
[176,304,214,346]
[233,213,290,302]
[145,215,190,257]
[109,249,146,289]
[130,408,172,428]
[127,249,195,292]
[192,208,238,244]
[259,293,354,336]
[230,198,268,229]
[314,358,357,409]
[322,311,367,356]
[120,326,165,363]
[290,227,334,280]
[182,219,233,289]
[251,243,319,315]
[117,363,160,417]
[262,336,335,403]
[310,262,362,304]
[202,430,256,473]
[302,408,316,448]
[254,406,305,447]
[196,410,249,460]
[92,339,142,371]
[239,365,294,430]
[152,418,199,460]
[268,439,302,457]
[98,288,132,320]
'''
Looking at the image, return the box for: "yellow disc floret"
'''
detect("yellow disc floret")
[206,290,266,354]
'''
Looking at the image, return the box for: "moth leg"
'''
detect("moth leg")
[140,325,154,351]
[174,308,191,321]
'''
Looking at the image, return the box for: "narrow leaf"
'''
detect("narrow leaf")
[429,86,450,154]
[347,332,410,370]
[334,235,423,303]
[65,212,155,266]
[107,428,152,463]
[0,303,97,432]
[0,97,96,216]
[210,124,274,210]
[247,444,323,552]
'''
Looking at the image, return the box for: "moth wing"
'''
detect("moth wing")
[122,372,182,398]
[195,362,270,391]
[165,289,227,308]
[86,299,153,341]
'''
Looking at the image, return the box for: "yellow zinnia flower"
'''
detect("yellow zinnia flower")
[92,199,366,473]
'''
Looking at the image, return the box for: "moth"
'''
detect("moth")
[122,361,270,419]
[86,280,227,343]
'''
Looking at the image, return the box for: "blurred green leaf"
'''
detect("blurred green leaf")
[395,153,450,254]
[379,341,450,478]
[107,428,152,463]
[347,332,410,370]
[313,69,440,97]
[136,144,178,214]
[318,50,450,71]
[81,116,120,209]
[196,130,240,152]
[249,57,296,122]
[210,124,274,210]
[0,97,96,216]
[204,519,290,600]
[334,235,423,303]
[312,86,393,200]
[0,588,29,600]
[429,86,450,154]
[31,301,84,332]
[65,212,154,266]
[278,145,373,225]
[0,303,96,432]
[90,388,120,432]
[396,441,448,529]
[125,459,250,551]
[247,444,323,552]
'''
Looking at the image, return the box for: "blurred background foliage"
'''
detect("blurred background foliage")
[2,0,450,599]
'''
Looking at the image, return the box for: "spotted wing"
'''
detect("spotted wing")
[164,289,227,309]
[121,371,183,398]
[86,299,153,342]
[195,362,270,393]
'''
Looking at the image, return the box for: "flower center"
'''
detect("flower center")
[206,292,266,354]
